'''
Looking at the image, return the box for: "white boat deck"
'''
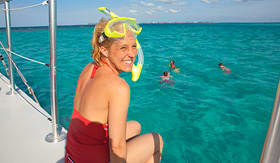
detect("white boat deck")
[0,73,66,163]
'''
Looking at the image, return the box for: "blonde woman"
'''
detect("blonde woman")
[65,18,163,163]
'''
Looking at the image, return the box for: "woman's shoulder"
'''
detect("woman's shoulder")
[79,63,94,78]
[104,74,129,90]
[97,74,130,98]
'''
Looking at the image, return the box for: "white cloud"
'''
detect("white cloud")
[145,9,156,15]
[201,0,211,4]
[201,0,219,4]
[129,9,138,14]
[156,0,178,4]
[147,3,155,7]
[157,5,164,11]
[178,2,185,5]
[140,1,154,7]
[145,11,153,15]
[169,8,179,13]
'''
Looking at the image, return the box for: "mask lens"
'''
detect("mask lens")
[105,18,142,38]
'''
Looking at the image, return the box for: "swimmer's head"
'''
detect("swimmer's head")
[170,60,175,64]
[218,63,223,67]
[163,71,169,76]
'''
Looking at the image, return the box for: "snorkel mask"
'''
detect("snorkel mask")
[98,7,144,82]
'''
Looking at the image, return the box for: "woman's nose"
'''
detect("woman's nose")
[128,47,137,58]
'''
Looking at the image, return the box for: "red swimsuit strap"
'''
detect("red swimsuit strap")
[91,60,118,79]
[90,63,99,78]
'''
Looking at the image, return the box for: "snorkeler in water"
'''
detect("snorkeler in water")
[219,62,231,73]
[160,71,175,85]
[169,60,176,70]
[169,60,180,73]
[161,71,170,81]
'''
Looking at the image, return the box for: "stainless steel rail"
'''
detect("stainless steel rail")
[4,0,15,95]
[261,80,280,163]
[0,41,41,105]
[45,0,66,143]
[1,0,65,143]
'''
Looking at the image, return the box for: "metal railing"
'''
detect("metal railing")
[1,0,65,143]
[261,80,280,163]
[4,0,14,95]
[45,0,66,143]
[0,41,40,104]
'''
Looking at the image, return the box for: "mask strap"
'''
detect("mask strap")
[98,32,108,44]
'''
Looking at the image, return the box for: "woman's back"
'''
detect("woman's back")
[74,62,119,124]
[65,62,116,163]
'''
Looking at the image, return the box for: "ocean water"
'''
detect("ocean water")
[1,23,280,162]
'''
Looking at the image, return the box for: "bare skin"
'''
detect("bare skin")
[169,60,177,70]
[219,64,231,73]
[160,72,170,81]
[73,30,163,163]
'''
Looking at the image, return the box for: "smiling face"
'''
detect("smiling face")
[106,30,137,73]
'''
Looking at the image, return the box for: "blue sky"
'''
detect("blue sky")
[1,0,280,27]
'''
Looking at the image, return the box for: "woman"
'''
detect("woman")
[168,60,177,70]
[65,18,163,163]
[218,62,231,73]
[160,71,170,81]
[160,71,175,85]
[168,60,179,73]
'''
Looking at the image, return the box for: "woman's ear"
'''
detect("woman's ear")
[99,46,109,57]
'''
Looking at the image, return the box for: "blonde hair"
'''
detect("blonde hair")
[91,18,112,66]
[91,18,133,66]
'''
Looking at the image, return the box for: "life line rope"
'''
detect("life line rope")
[2,0,48,11]
[0,41,40,105]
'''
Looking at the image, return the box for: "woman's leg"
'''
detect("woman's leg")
[127,132,163,163]
[126,121,141,140]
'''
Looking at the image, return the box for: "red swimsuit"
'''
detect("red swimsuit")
[65,64,109,163]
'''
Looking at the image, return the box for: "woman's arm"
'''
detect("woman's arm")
[108,78,130,163]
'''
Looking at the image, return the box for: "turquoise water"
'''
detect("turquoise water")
[1,23,280,162]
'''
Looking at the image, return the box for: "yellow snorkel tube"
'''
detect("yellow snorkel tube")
[98,7,144,82]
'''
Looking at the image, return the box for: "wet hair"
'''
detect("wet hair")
[91,18,114,66]
[163,71,168,76]
[218,63,223,66]
[170,60,175,64]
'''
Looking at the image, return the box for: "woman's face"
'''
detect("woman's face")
[108,30,137,73]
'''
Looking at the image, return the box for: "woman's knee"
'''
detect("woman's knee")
[130,120,141,134]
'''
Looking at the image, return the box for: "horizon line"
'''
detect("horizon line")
[0,21,279,29]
